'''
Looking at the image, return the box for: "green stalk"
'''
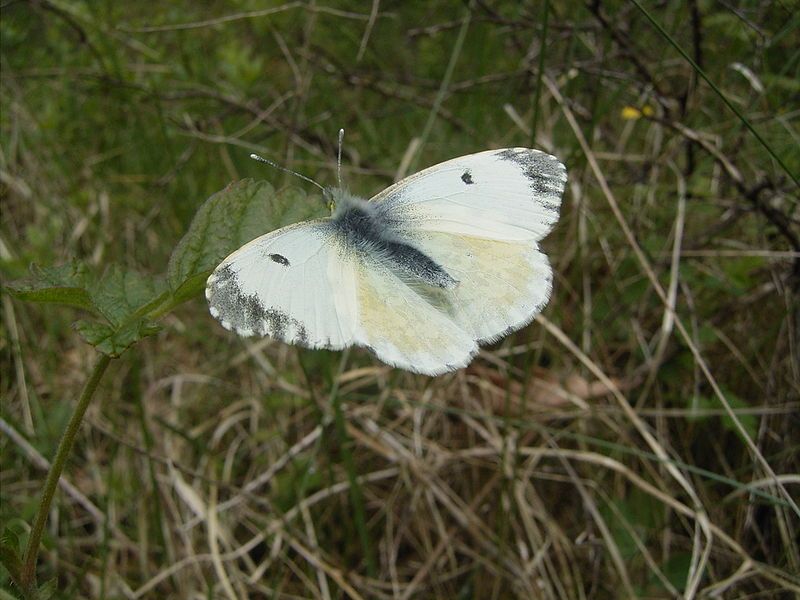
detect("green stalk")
[328,350,377,578]
[408,0,474,174]
[331,392,377,577]
[530,0,550,146]
[20,354,112,594]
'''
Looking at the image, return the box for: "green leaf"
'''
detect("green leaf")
[660,552,692,593]
[6,262,166,326]
[90,267,166,326]
[7,260,168,355]
[4,262,95,312]
[167,179,318,298]
[76,318,162,357]
[0,528,22,586]
[37,578,58,600]
[79,267,166,356]
[691,391,758,443]
[168,271,211,306]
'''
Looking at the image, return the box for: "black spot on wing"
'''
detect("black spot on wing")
[461,170,474,185]
[269,253,290,266]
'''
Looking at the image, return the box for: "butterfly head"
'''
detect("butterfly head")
[324,188,337,214]
[327,187,365,216]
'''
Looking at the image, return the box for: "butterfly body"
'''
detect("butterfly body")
[331,190,459,290]
[206,148,567,375]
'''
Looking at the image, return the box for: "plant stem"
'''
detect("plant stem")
[20,353,112,593]
[408,0,473,175]
[328,350,377,578]
[530,0,550,147]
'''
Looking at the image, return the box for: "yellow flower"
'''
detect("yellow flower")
[621,105,654,120]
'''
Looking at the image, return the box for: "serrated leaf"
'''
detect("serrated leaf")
[167,179,319,296]
[6,262,167,328]
[37,578,58,600]
[4,262,95,312]
[7,260,168,354]
[76,318,161,357]
[90,267,167,326]
[0,531,21,585]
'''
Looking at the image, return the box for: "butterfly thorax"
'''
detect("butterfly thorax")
[329,188,458,290]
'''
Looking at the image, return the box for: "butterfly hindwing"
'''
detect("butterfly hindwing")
[403,231,554,344]
[352,258,478,375]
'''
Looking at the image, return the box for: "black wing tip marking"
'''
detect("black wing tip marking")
[495,148,567,198]
[206,266,309,344]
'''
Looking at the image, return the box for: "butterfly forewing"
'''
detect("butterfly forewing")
[206,222,360,349]
[372,148,566,242]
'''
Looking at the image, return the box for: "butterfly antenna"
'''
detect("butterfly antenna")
[249,153,327,194]
[337,128,345,188]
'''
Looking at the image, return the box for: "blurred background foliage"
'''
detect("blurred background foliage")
[1,1,798,598]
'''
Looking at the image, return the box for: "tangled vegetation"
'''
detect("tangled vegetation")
[1,1,798,598]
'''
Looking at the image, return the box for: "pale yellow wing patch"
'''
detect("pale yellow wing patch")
[353,261,477,375]
[412,232,553,343]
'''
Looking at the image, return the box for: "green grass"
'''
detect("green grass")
[2,1,799,598]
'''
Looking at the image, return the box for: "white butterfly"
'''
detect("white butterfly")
[206,147,567,376]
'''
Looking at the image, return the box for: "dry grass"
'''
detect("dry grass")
[1,1,798,598]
